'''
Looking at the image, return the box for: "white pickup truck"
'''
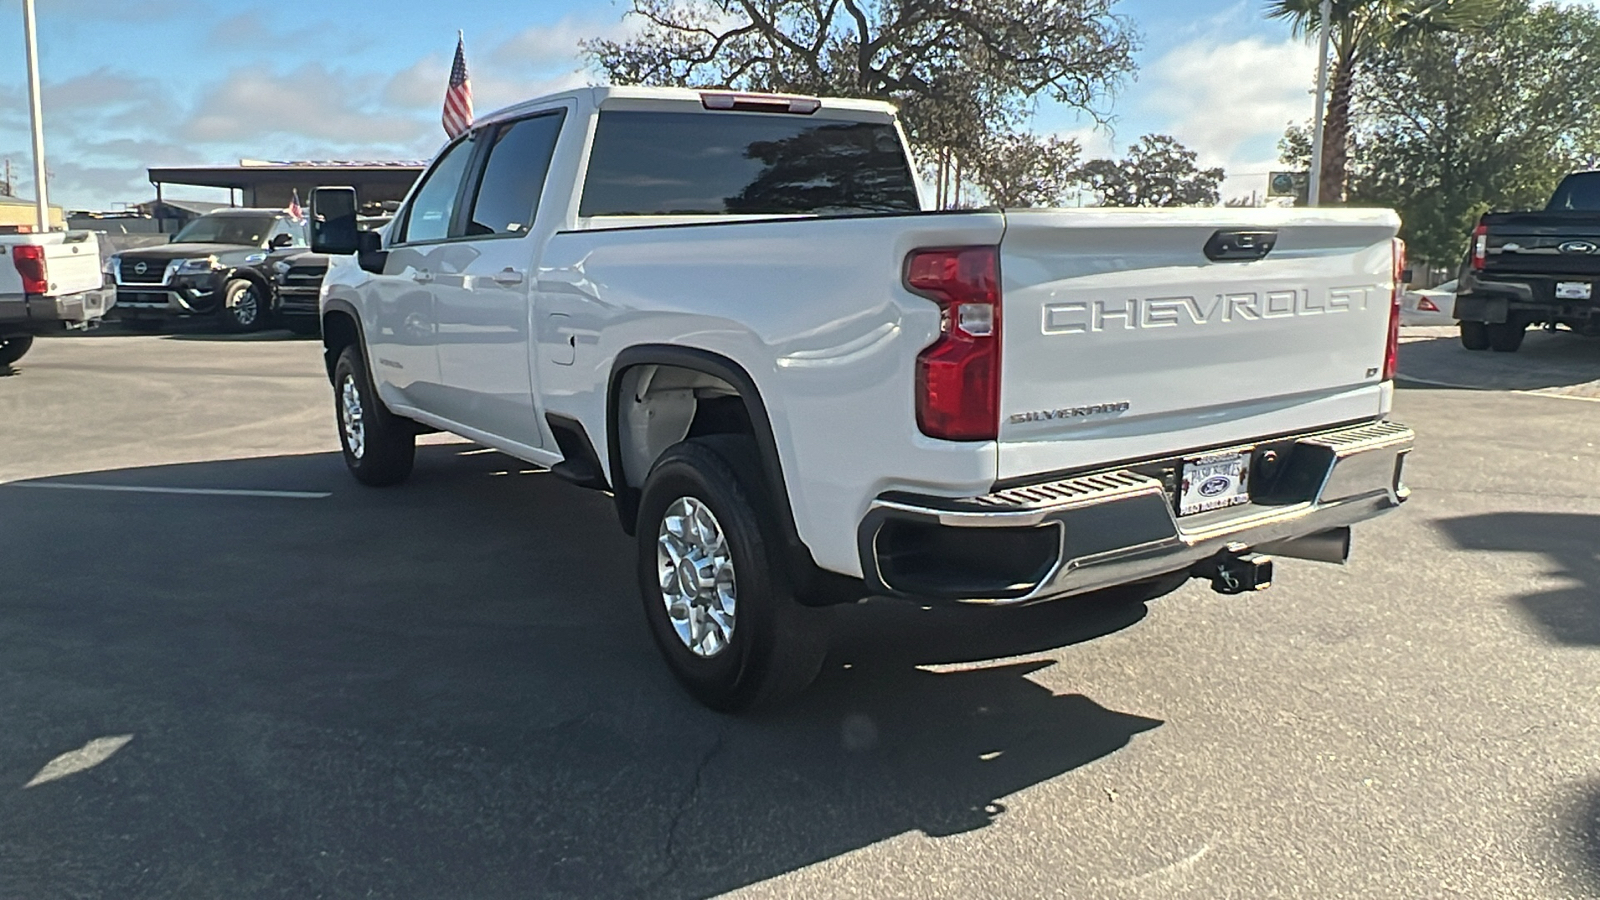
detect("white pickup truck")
[0,229,114,365]
[311,86,1414,712]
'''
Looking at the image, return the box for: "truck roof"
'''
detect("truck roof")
[477,85,900,129]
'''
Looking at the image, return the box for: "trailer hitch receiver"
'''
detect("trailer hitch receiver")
[1192,549,1274,595]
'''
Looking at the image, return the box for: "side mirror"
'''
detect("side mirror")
[270,233,293,249]
[310,186,360,254]
[1401,268,1415,283]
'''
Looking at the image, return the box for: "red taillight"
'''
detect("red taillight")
[1385,238,1405,381]
[11,245,47,294]
[1417,297,1439,312]
[1471,221,1489,271]
[907,246,1001,441]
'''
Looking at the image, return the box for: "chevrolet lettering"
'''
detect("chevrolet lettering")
[1042,288,1364,335]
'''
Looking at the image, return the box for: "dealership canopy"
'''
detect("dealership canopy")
[147,160,427,212]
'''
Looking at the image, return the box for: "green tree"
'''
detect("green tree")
[970,131,1083,207]
[583,0,1138,204]
[1080,135,1224,207]
[1283,0,1600,266]
[1267,0,1498,203]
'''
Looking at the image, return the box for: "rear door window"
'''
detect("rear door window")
[462,111,567,237]
[1548,173,1600,211]
[398,138,477,244]
[579,110,920,217]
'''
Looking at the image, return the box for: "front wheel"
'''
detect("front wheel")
[217,278,266,332]
[332,344,415,486]
[0,334,34,367]
[1460,321,1491,351]
[636,437,828,713]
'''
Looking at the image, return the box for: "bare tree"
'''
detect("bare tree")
[583,0,1139,197]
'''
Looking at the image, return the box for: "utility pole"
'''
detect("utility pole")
[1308,0,1333,207]
[22,0,51,230]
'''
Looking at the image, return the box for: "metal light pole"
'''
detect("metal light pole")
[1308,0,1333,207]
[22,0,50,231]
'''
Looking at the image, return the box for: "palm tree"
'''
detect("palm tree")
[1269,0,1499,203]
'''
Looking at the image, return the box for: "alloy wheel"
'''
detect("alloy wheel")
[656,496,737,658]
[340,373,366,460]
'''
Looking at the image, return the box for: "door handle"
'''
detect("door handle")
[412,269,434,284]
[492,268,526,286]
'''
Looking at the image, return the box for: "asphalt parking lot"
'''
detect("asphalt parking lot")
[2,327,1598,899]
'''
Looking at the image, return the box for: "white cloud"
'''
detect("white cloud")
[1142,36,1316,166]
[181,64,422,145]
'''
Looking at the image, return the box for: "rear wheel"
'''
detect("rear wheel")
[1488,322,1526,353]
[333,344,415,486]
[636,436,828,713]
[0,334,34,366]
[217,278,265,333]
[1460,321,1490,351]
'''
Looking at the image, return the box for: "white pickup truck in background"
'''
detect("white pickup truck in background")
[0,229,114,366]
[311,86,1414,712]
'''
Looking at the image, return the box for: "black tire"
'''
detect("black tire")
[636,435,829,713]
[332,343,415,487]
[1487,322,1526,353]
[1460,321,1491,351]
[0,334,34,367]
[217,278,266,332]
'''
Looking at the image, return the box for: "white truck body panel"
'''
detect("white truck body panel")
[0,231,104,298]
[996,208,1400,481]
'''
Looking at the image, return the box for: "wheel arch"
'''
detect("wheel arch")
[607,345,862,605]
[320,299,363,384]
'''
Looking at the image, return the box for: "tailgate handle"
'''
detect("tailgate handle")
[1205,230,1278,262]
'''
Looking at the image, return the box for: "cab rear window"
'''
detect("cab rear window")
[1548,172,1600,211]
[578,110,920,217]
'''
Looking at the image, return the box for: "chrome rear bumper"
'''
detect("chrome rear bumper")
[859,421,1413,605]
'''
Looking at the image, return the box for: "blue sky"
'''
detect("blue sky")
[0,0,1358,208]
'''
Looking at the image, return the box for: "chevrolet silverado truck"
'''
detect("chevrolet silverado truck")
[1455,171,1600,352]
[111,208,306,332]
[0,229,114,366]
[310,86,1414,712]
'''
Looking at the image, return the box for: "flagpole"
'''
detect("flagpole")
[22,0,50,231]
[1308,0,1332,207]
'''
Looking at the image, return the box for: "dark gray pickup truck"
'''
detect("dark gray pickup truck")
[1455,171,1600,352]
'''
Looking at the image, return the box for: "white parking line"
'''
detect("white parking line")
[3,482,331,499]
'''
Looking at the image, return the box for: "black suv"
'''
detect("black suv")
[111,209,306,332]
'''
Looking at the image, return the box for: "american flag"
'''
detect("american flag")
[286,189,303,220]
[442,32,473,139]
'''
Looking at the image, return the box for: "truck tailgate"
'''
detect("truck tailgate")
[41,235,103,296]
[997,208,1399,482]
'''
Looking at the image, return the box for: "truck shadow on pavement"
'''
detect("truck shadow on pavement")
[0,444,1162,899]
[1437,512,1600,647]
[1399,330,1600,394]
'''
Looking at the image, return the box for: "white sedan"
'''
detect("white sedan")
[1401,279,1457,326]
